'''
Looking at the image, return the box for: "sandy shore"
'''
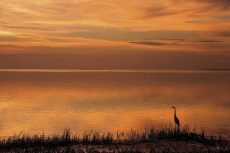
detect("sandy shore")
[2,140,229,153]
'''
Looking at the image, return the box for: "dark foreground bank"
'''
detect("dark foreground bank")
[0,126,229,153]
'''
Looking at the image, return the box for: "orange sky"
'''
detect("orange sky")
[0,0,230,69]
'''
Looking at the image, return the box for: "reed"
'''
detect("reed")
[0,125,229,152]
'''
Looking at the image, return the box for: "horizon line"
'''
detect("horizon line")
[0,68,230,73]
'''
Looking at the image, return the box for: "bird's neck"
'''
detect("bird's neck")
[174,108,176,116]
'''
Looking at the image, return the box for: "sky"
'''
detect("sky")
[0,0,230,69]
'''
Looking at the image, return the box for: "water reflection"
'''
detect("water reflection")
[0,71,229,138]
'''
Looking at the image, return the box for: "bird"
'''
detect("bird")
[171,106,180,129]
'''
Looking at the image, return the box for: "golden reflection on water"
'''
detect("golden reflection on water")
[0,72,229,137]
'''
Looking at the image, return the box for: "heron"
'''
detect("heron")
[171,106,180,130]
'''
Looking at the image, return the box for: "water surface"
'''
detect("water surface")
[0,70,229,138]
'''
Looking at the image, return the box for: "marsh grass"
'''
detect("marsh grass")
[0,125,229,152]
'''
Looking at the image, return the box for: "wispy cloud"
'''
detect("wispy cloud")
[129,41,170,46]
[0,36,19,42]
[0,0,229,52]
[214,30,230,37]
[192,0,230,9]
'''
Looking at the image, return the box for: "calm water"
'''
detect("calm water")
[0,70,229,138]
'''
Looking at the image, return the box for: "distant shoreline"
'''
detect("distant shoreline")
[0,68,230,73]
[203,68,230,71]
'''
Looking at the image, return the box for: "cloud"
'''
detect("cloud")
[0,36,19,41]
[193,0,230,9]
[0,0,229,52]
[198,40,224,43]
[214,30,230,37]
[142,3,190,19]
[3,25,51,31]
[143,5,177,18]
[129,38,225,47]
[129,41,169,46]
[54,26,200,42]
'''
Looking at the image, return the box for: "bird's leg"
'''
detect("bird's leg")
[177,125,180,133]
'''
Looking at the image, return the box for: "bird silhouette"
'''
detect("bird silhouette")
[171,106,180,130]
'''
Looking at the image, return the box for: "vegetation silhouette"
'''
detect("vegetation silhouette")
[0,125,229,153]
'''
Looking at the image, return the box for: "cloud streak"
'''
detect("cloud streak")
[0,0,229,56]
[193,0,230,9]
